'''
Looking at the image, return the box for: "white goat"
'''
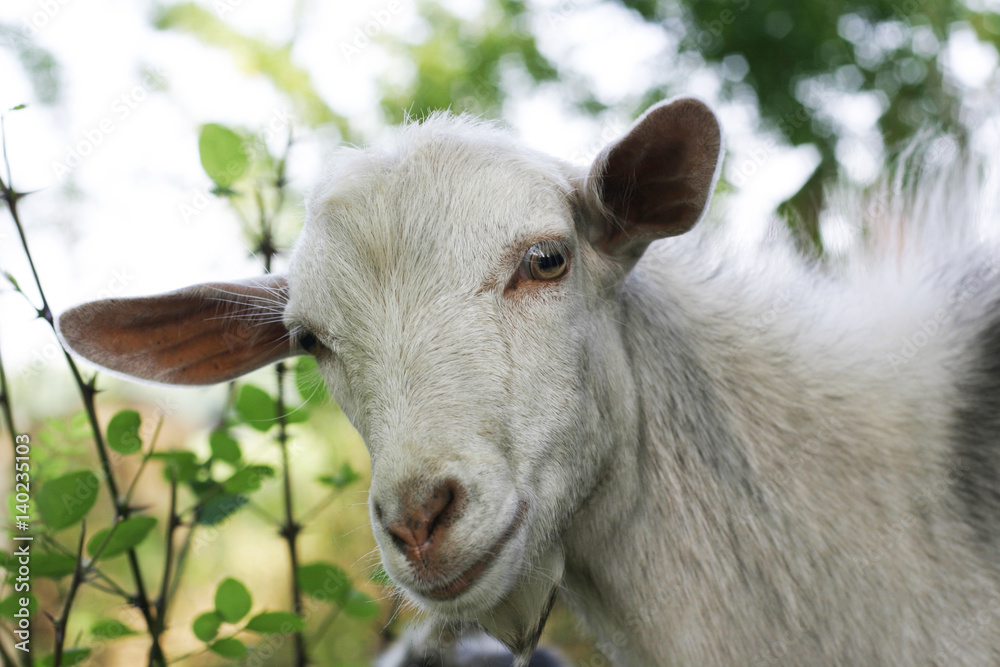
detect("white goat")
[58,98,1000,666]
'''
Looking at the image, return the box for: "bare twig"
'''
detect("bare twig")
[274,361,307,666]
[166,522,196,608]
[152,472,179,667]
[0,119,166,665]
[0,327,17,449]
[51,522,88,667]
[260,130,307,667]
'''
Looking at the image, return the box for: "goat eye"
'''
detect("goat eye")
[297,330,321,355]
[522,241,569,281]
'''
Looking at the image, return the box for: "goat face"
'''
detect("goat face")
[285,99,721,648]
[285,126,621,632]
[56,98,721,655]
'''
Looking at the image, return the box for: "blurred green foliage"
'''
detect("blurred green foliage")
[153,3,348,134]
[642,0,999,242]
[145,0,1000,241]
[379,0,558,121]
[670,0,992,147]
[0,24,61,105]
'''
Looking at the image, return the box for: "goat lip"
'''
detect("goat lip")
[418,499,529,602]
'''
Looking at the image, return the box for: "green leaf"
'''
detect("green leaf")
[369,564,393,587]
[192,610,222,642]
[198,123,247,187]
[284,407,309,425]
[342,589,379,619]
[3,271,21,292]
[195,493,248,525]
[295,355,329,406]
[209,637,247,659]
[87,516,158,560]
[150,451,201,483]
[296,562,349,603]
[215,577,252,623]
[10,104,27,111]
[222,465,275,494]
[235,384,277,432]
[245,611,305,634]
[37,470,100,530]
[317,462,360,489]
[39,648,91,666]
[209,430,242,463]
[106,409,142,454]
[91,619,139,639]
[31,552,77,578]
[0,593,37,620]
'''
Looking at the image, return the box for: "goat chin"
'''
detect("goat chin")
[473,545,565,659]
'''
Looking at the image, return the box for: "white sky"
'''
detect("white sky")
[0,0,997,420]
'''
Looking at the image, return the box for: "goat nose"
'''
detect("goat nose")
[385,480,461,561]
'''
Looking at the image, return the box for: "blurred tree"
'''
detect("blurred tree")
[0,24,61,105]
[379,0,558,122]
[619,0,999,247]
[154,3,349,136]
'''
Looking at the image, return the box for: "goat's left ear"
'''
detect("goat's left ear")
[56,274,295,386]
[582,97,722,261]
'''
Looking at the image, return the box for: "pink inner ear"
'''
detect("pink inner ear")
[57,275,295,386]
[589,98,722,258]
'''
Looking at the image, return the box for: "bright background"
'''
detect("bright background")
[1,0,999,665]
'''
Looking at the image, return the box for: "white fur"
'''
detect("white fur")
[281,110,1000,664]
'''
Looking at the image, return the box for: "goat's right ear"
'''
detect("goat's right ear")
[56,274,296,386]
[582,97,722,262]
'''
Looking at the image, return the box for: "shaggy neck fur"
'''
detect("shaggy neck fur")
[561,218,1000,665]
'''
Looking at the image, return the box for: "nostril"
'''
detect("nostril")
[388,529,407,554]
[372,501,383,524]
[385,480,461,557]
[424,484,454,536]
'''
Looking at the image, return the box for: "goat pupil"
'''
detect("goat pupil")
[524,241,568,281]
[299,331,318,353]
[539,253,562,270]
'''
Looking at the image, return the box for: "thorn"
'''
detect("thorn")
[279,522,301,540]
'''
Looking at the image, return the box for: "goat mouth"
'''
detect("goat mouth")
[420,499,529,601]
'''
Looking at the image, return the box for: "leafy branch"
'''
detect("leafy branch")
[0,109,167,667]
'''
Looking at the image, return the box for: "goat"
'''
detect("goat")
[57,97,1000,665]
